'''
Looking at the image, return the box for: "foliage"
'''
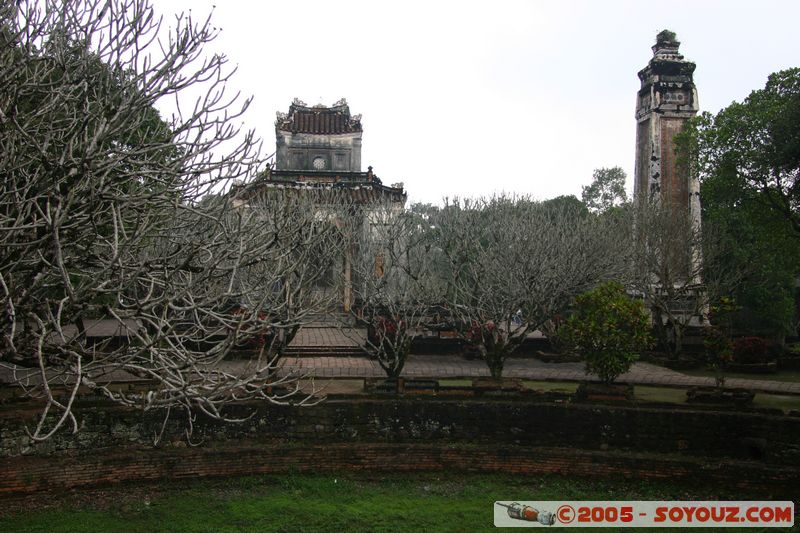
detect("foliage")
[627,182,757,356]
[541,194,590,216]
[365,315,411,378]
[558,282,652,383]
[786,343,800,357]
[432,195,629,378]
[581,167,629,213]
[701,175,798,336]
[692,68,800,235]
[657,29,677,42]
[732,337,771,365]
[702,326,733,387]
[463,319,507,377]
[708,296,740,331]
[678,68,800,338]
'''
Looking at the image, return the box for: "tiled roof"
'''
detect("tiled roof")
[235,170,406,205]
[276,98,362,134]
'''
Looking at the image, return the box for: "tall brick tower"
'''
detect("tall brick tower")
[634,30,700,224]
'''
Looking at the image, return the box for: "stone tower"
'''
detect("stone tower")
[634,30,700,224]
[275,98,362,172]
[261,98,405,314]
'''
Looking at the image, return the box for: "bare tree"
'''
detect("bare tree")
[344,201,443,379]
[0,0,340,441]
[630,201,742,357]
[433,195,629,378]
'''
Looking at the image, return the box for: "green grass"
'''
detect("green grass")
[680,367,800,383]
[0,473,788,532]
[753,393,800,411]
[441,380,800,412]
[523,380,579,392]
[438,379,579,392]
[634,385,688,404]
[437,379,579,392]
[634,386,800,412]
[437,378,472,387]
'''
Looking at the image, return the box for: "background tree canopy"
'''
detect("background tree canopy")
[581,167,628,214]
[682,67,800,337]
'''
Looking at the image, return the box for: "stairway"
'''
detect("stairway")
[284,345,368,357]
[284,325,369,357]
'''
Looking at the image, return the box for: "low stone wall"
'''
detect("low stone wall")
[1,398,799,495]
[4,443,797,496]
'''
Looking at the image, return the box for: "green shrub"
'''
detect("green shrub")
[732,336,771,364]
[558,282,652,383]
[703,326,733,387]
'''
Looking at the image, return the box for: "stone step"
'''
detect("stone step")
[284,345,368,357]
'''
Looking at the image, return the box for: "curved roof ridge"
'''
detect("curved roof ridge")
[275,98,363,134]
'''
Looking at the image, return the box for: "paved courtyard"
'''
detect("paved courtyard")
[289,327,365,347]
[280,354,800,395]
[2,327,798,396]
[281,327,800,395]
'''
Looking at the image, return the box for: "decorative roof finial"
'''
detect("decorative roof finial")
[656,29,677,44]
[652,29,683,60]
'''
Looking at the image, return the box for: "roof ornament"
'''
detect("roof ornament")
[333,98,348,107]
[292,97,307,107]
[652,29,683,61]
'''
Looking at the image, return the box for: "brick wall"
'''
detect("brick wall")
[1,399,799,495]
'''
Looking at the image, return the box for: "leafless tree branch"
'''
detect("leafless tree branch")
[0,0,342,441]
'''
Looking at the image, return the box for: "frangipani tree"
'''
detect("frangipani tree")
[434,195,630,378]
[345,201,443,378]
[0,0,342,441]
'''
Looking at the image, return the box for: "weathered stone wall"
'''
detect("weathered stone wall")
[660,117,689,208]
[276,131,362,172]
[1,399,799,495]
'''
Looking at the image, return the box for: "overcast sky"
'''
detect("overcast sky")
[160,0,799,206]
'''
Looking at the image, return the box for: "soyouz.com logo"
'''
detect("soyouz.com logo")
[493,501,795,528]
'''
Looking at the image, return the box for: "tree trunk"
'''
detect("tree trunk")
[485,347,505,379]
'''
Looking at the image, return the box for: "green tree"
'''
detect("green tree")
[692,68,800,235]
[558,282,652,383]
[434,195,628,378]
[542,194,589,216]
[680,68,800,337]
[581,167,628,213]
[703,186,798,337]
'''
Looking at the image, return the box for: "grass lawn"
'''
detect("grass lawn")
[634,385,688,404]
[679,367,800,384]
[326,379,800,411]
[0,473,789,532]
[523,380,579,393]
[753,393,800,411]
[438,379,580,392]
[634,385,800,411]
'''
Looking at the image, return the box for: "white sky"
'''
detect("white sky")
[158,0,799,206]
